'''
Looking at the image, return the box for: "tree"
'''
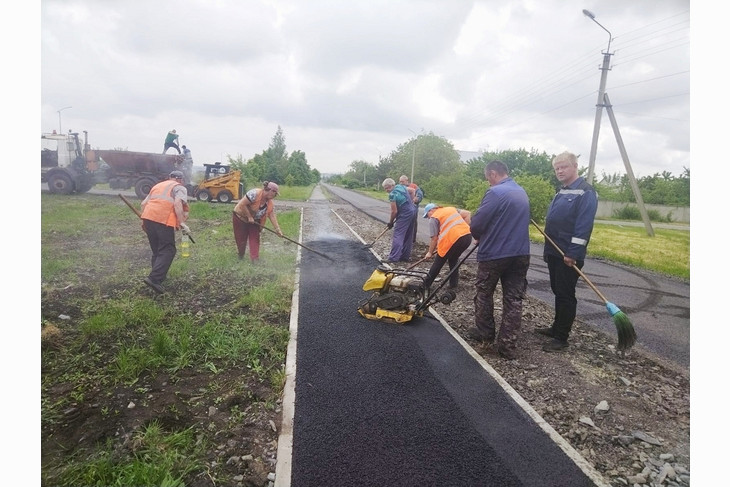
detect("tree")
[229,126,319,188]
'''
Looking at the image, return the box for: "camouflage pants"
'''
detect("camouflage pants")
[474,256,530,354]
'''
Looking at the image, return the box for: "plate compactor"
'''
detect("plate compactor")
[357,264,458,324]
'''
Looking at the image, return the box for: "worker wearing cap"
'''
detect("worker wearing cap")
[422,203,472,289]
[232,181,283,263]
[140,171,190,294]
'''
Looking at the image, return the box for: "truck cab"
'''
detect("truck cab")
[41,131,95,194]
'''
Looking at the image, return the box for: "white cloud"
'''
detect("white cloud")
[40,0,690,178]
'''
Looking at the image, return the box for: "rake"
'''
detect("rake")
[531,219,636,351]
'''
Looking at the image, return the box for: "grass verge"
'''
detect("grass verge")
[41,191,304,486]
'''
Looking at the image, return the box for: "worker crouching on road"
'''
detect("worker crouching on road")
[140,170,190,294]
[232,181,283,263]
[468,160,531,360]
[422,203,472,289]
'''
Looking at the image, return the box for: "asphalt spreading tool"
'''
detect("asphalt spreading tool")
[357,245,476,324]
[363,225,391,249]
[530,219,637,351]
[257,223,334,262]
[119,194,196,243]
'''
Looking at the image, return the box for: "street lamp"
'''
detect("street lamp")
[57,106,72,133]
[582,9,613,183]
[582,10,612,53]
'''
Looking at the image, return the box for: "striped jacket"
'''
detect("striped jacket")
[543,177,598,262]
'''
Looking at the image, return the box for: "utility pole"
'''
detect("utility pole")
[603,93,654,236]
[583,10,654,237]
[57,106,72,134]
[408,128,417,183]
[583,9,611,184]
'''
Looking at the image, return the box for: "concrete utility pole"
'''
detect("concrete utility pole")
[583,10,654,237]
[408,128,418,183]
[603,93,654,237]
[583,10,611,184]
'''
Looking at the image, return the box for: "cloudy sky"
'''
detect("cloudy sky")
[39,0,690,179]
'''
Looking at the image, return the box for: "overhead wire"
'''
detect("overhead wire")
[460,9,689,147]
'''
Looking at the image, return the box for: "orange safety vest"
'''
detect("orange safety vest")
[235,188,274,226]
[433,207,471,257]
[141,180,184,227]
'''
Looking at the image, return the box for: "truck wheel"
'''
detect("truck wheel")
[217,190,234,204]
[48,173,74,195]
[196,189,212,202]
[135,178,157,199]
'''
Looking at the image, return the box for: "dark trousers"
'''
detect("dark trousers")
[474,255,530,353]
[143,219,177,284]
[425,234,472,288]
[546,255,583,342]
[164,142,181,154]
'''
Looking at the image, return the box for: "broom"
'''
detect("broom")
[530,219,637,351]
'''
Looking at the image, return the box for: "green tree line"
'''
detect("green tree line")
[227,126,321,189]
[327,133,689,222]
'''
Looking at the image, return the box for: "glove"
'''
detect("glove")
[387,221,394,229]
[180,223,191,235]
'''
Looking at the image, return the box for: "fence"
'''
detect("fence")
[596,200,689,223]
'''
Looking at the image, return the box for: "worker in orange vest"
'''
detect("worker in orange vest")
[140,170,189,294]
[421,203,472,289]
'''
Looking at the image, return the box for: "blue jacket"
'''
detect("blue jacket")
[470,177,530,261]
[543,177,598,262]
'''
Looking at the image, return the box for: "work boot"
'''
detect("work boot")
[534,327,555,338]
[542,338,569,352]
[143,277,164,295]
[467,329,494,344]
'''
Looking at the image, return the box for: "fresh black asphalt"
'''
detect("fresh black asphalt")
[289,235,597,486]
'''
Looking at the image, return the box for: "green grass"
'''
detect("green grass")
[53,422,204,487]
[41,191,299,486]
[529,223,689,279]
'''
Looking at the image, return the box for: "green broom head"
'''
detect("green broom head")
[606,302,637,351]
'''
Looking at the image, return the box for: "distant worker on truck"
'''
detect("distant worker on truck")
[163,129,181,154]
[181,145,193,181]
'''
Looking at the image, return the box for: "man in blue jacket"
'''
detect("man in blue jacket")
[469,160,531,360]
[536,151,598,352]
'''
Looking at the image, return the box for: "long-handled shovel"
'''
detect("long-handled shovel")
[405,256,428,270]
[530,219,636,351]
[119,194,196,243]
[258,223,334,262]
[363,225,391,249]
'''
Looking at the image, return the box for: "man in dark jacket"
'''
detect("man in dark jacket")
[535,151,598,352]
[468,160,531,360]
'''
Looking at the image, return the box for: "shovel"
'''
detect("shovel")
[363,225,391,249]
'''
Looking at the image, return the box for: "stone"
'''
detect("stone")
[595,400,610,413]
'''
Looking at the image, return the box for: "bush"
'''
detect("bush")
[514,174,555,223]
[613,206,641,220]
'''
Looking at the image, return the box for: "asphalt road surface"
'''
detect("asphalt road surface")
[279,193,603,486]
[321,184,690,372]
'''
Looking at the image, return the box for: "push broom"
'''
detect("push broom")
[531,219,636,351]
